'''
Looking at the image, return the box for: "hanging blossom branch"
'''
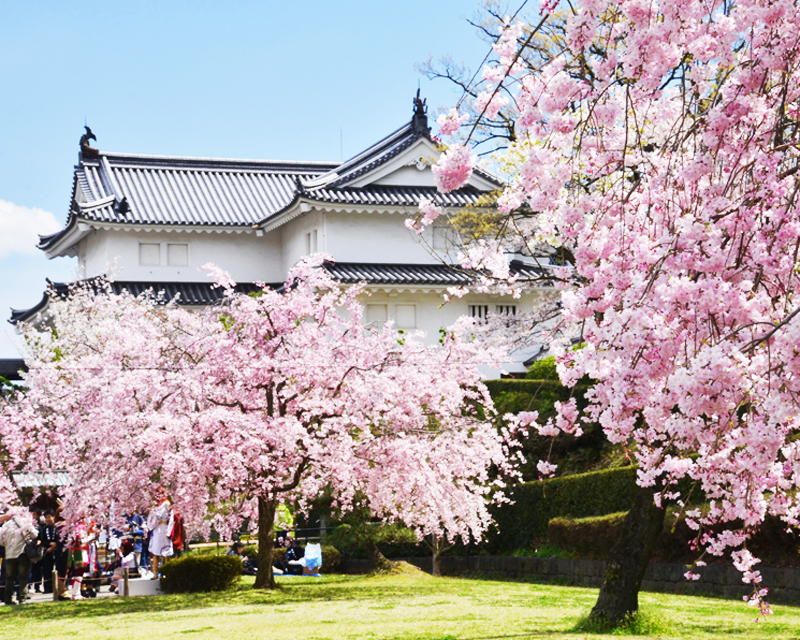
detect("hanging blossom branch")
[426,0,800,618]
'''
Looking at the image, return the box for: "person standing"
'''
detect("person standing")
[170,510,186,558]
[27,508,44,593]
[146,489,173,579]
[38,510,58,594]
[66,522,90,599]
[125,512,145,569]
[0,510,38,605]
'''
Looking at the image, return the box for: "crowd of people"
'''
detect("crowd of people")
[0,489,187,605]
[0,493,320,605]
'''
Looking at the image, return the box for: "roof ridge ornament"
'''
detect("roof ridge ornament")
[115,196,130,216]
[79,126,100,160]
[412,89,430,136]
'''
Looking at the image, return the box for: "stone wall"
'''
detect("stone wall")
[339,556,800,604]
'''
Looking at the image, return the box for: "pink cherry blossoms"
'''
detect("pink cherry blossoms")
[1,256,519,589]
[406,197,444,234]
[437,108,468,136]
[433,0,800,613]
[431,144,476,193]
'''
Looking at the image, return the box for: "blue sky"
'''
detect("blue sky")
[0,0,496,358]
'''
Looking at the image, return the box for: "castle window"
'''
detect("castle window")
[366,304,388,325]
[167,243,189,266]
[306,229,318,254]
[395,305,416,329]
[469,305,489,321]
[139,243,160,266]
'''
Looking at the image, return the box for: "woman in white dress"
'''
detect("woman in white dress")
[146,489,173,579]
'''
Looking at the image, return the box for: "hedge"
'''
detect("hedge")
[525,356,558,381]
[545,511,800,566]
[483,379,578,402]
[548,512,628,558]
[160,554,242,593]
[486,466,639,552]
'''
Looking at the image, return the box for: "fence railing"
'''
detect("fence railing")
[232,526,338,546]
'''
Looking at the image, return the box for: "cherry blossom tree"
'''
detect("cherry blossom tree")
[420,0,800,624]
[0,379,27,508]
[3,257,518,589]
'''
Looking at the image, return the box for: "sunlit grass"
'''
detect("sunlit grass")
[0,572,798,639]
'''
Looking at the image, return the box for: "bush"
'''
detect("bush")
[242,545,258,559]
[319,544,341,573]
[484,378,569,399]
[525,356,558,380]
[486,466,639,552]
[327,523,420,560]
[159,554,242,593]
[543,507,800,567]
[271,547,286,563]
[548,512,628,558]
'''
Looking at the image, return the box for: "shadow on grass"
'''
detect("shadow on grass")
[573,610,671,636]
[0,574,462,623]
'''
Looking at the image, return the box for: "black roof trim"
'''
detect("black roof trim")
[0,359,27,381]
[9,280,275,325]
[324,259,544,286]
[86,152,339,174]
[304,120,428,190]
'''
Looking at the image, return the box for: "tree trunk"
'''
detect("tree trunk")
[432,549,443,577]
[254,495,277,589]
[363,539,393,573]
[590,485,666,627]
[427,536,451,577]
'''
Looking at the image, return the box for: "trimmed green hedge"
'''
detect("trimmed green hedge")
[548,512,628,558]
[525,356,558,380]
[160,554,242,593]
[242,545,258,559]
[484,378,576,400]
[486,466,639,552]
[544,510,800,566]
[318,545,341,573]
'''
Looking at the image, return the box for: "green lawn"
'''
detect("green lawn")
[0,571,798,640]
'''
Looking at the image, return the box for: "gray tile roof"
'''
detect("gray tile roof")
[12,471,72,488]
[302,119,501,192]
[0,359,26,381]
[324,260,546,285]
[303,121,423,189]
[325,262,475,285]
[76,155,331,226]
[305,185,487,208]
[10,259,545,325]
[41,112,501,252]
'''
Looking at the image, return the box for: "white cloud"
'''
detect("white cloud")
[0,199,63,257]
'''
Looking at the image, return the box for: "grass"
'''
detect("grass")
[0,572,798,640]
[511,545,577,559]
